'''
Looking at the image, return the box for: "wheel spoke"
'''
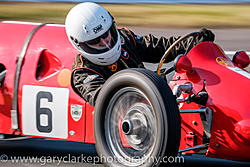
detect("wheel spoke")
[105,87,157,166]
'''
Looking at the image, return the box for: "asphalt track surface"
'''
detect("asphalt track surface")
[0,28,250,167]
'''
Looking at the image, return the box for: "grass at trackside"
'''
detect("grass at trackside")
[1,2,250,28]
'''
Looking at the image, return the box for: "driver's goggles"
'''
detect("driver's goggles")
[86,30,110,45]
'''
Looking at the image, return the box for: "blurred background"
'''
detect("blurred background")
[1,0,250,28]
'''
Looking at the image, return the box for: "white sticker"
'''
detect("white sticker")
[227,66,250,79]
[22,85,69,139]
[71,105,83,122]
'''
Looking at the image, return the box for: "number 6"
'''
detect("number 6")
[36,91,53,133]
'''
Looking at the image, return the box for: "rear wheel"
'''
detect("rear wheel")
[94,69,181,167]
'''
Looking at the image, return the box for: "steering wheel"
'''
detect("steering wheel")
[156,32,201,75]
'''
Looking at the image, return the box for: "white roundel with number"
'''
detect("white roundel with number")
[22,85,69,139]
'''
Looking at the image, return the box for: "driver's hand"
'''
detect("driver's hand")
[198,28,215,42]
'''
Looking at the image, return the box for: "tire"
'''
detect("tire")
[94,68,181,167]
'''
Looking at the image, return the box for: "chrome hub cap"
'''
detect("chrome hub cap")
[122,103,152,150]
[105,87,157,166]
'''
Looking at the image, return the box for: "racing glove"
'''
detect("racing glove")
[198,28,215,42]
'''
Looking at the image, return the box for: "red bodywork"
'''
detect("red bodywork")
[171,42,250,161]
[0,22,249,161]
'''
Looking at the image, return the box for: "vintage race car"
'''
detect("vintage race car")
[0,21,249,167]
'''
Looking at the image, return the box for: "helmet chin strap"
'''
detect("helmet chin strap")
[104,40,112,49]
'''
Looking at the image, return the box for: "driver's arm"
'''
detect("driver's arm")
[71,68,105,107]
[135,34,187,63]
[133,28,214,63]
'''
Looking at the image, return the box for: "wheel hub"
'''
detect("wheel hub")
[122,102,153,150]
[104,87,158,166]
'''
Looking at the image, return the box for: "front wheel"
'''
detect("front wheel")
[94,69,181,167]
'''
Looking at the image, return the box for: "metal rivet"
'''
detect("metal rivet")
[173,83,177,86]
[176,76,181,80]
[192,121,197,126]
[69,131,75,136]
[216,143,220,148]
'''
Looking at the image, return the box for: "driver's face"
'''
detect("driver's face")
[91,31,112,49]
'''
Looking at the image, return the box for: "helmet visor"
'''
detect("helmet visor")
[78,23,118,54]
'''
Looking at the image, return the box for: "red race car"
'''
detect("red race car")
[0,21,249,167]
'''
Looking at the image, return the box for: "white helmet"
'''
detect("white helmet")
[65,2,121,66]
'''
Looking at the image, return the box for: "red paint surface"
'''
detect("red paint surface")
[171,42,250,161]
